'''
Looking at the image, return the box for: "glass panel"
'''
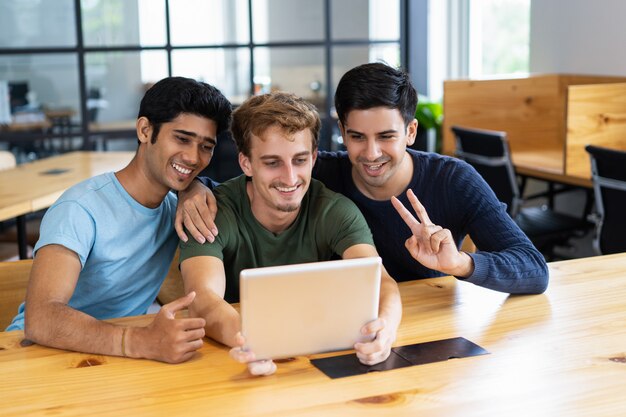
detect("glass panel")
[170,0,249,45]
[254,47,326,112]
[0,53,80,124]
[332,0,400,41]
[172,48,250,106]
[0,0,76,47]
[85,51,168,131]
[252,0,324,43]
[331,44,401,94]
[82,0,167,47]
[469,0,530,77]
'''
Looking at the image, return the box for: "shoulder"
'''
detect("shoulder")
[313,151,352,191]
[316,150,349,163]
[214,175,246,212]
[409,149,470,171]
[56,172,117,204]
[308,179,363,216]
[314,151,350,173]
[44,173,118,219]
[212,175,247,229]
[409,149,481,185]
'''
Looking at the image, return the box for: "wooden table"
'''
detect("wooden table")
[513,150,593,188]
[0,151,134,258]
[1,254,624,416]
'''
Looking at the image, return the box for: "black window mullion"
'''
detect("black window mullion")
[74,0,90,149]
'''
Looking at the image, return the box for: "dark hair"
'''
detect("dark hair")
[334,62,418,127]
[231,92,321,157]
[137,76,232,144]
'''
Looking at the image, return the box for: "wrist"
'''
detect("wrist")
[120,327,128,357]
[123,326,145,359]
[450,251,475,278]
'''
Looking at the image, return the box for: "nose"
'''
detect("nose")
[183,146,200,166]
[283,162,298,185]
[364,138,382,161]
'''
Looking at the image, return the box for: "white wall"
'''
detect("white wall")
[530,0,626,76]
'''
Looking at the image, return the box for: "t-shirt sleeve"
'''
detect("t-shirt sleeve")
[33,201,96,268]
[322,195,375,256]
[178,208,234,264]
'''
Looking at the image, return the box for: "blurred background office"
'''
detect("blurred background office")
[1,0,534,175]
[1,0,626,260]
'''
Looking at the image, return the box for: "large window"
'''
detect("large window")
[427,0,530,101]
[468,0,530,77]
[0,0,405,171]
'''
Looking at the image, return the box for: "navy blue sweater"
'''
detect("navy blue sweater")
[312,150,548,294]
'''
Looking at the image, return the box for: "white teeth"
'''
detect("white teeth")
[276,185,297,192]
[365,164,382,171]
[172,163,192,175]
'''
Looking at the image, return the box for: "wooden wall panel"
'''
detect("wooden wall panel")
[566,82,626,179]
[443,74,626,178]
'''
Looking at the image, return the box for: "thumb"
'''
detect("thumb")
[234,331,246,347]
[162,291,196,318]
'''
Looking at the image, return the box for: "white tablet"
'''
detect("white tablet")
[240,257,382,360]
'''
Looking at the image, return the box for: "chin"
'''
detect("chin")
[170,179,192,192]
[276,203,300,213]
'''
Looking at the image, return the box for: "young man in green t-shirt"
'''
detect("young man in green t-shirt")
[179,92,402,376]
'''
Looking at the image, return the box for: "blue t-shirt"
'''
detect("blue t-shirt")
[6,172,178,331]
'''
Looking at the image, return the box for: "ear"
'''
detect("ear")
[406,118,418,147]
[136,117,152,145]
[312,148,318,166]
[239,152,253,177]
[337,120,346,138]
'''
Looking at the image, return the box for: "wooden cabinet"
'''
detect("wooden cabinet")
[443,74,626,181]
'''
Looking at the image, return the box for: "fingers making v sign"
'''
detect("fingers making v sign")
[391,189,474,277]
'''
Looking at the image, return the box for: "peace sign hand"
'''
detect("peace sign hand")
[391,190,474,277]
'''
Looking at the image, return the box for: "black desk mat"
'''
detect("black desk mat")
[311,337,489,379]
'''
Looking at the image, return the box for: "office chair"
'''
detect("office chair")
[452,126,589,259]
[585,145,626,255]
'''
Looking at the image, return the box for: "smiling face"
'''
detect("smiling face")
[239,124,316,232]
[140,113,217,195]
[340,107,417,200]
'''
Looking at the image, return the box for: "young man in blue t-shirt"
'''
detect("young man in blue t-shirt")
[7,77,232,364]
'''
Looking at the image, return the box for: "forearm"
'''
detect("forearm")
[466,212,548,293]
[464,246,549,294]
[188,291,240,347]
[24,301,125,356]
[378,275,402,337]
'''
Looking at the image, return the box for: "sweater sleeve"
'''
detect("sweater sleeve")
[447,160,549,294]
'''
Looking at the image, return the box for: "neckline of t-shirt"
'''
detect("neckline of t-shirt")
[108,172,166,217]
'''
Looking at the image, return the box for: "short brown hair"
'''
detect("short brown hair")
[231,92,321,157]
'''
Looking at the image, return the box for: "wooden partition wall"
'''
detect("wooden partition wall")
[442,74,626,182]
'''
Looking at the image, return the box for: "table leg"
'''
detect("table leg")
[16,215,29,259]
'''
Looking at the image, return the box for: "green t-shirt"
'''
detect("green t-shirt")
[179,175,374,302]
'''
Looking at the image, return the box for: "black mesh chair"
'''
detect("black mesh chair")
[452,126,589,258]
[585,145,626,255]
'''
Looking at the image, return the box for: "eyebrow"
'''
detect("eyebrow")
[173,129,217,146]
[259,151,311,160]
[345,128,398,136]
